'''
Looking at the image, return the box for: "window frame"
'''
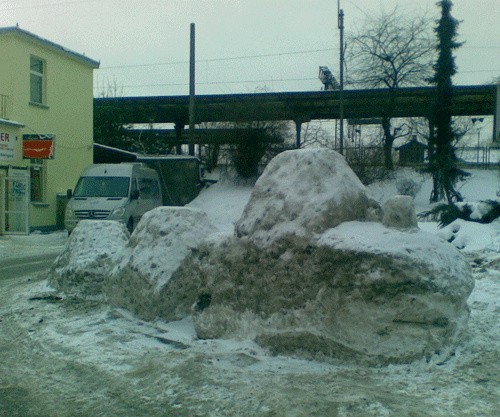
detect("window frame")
[30,55,46,106]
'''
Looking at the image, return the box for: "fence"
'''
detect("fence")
[341,144,499,170]
[454,146,500,169]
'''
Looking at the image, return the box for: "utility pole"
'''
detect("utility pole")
[338,0,345,155]
[189,23,196,156]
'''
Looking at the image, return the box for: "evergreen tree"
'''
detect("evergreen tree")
[427,0,468,202]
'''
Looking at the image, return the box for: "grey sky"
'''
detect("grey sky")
[1,0,498,96]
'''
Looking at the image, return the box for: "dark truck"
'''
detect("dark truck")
[136,155,203,206]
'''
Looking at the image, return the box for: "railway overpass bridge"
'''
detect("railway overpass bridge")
[94,84,499,146]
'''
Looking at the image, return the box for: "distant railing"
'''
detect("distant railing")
[340,144,500,170]
[0,94,9,119]
[454,145,500,169]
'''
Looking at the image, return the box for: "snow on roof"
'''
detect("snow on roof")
[0,118,25,128]
[0,26,100,68]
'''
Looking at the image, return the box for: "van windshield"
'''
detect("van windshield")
[73,176,130,198]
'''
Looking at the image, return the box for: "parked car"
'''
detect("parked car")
[65,163,162,234]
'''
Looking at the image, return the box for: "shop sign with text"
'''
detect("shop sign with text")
[23,134,55,159]
[0,131,16,160]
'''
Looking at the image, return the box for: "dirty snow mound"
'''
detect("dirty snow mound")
[184,226,473,364]
[48,220,129,296]
[176,149,475,364]
[105,206,217,321]
[235,149,381,244]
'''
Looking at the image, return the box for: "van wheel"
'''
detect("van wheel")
[126,218,134,234]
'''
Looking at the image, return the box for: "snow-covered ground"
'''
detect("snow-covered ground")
[0,167,498,416]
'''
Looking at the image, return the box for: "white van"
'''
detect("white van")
[65,163,162,234]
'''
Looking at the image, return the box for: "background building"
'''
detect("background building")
[0,26,99,234]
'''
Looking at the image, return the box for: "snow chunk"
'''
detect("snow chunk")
[317,222,473,298]
[106,206,217,321]
[48,220,129,296]
[382,195,418,229]
[176,150,475,364]
[187,225,473,364]
[235,149,381,244]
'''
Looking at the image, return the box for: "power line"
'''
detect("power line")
[98,48,338,70]
[94,66,499,93]
[459,69,500,74]
[0,0,101,11]
[94,77,319,91]
[97,45,500,71]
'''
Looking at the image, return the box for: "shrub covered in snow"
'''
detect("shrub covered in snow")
[419,199,500,227]
[396,176,422,198]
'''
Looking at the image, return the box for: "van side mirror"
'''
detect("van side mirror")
[130,189,140,200]
[66,189,73,199]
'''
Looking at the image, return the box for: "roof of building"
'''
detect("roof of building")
[395,138,427,151]
[0,118,25,128]
[0,26,100,68]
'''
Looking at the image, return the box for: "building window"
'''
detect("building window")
[30,159,45,202]
[30,56,45,105]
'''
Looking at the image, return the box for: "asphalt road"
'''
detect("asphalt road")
[0,254,59,280]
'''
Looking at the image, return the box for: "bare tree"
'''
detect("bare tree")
[95,76,124,99]
[347,8,435,169]
[301,121,332,149]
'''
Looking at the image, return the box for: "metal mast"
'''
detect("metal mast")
[338,0,344,155]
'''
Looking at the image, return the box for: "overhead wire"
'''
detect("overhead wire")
[97,45,499,71]
[0,0,102,11]
[8,0,495,91]
[98,48,339,70]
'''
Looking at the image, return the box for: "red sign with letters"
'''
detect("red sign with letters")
[23,134,55,159]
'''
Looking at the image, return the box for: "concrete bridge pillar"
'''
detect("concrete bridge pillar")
[295,120,302,149]
[294,118,310,149]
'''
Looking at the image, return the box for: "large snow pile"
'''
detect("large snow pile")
[105,206,217,321]
[235,149,381,244]
[48,149,476,364]
[5,165,497,416]
[48,220,129,296]
[176,149,474,364]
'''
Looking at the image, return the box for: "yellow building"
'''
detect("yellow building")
[0,26,99,234]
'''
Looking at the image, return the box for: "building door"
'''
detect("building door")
[1,168,29,234]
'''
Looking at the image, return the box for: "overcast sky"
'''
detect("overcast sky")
[1,0,499,97]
